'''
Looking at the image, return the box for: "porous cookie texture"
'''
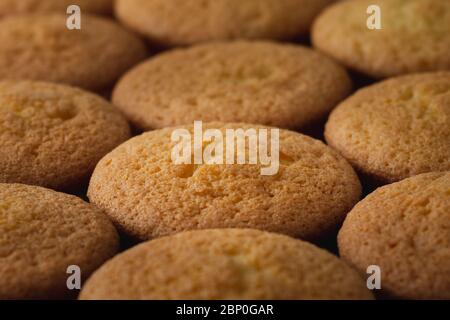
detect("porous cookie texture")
[112,41,352,130]
[338,172,450,300]
[80,229,373,300]
[0,81,131,190]
[0,14,147,91]
[0,0,113,16]
[0,183,119,299]
[325,72,450,184]
[312,0,450,78]
[88,122,361,241]
[115,0,334,46]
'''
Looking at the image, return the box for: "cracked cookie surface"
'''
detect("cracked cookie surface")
[88,122,361,240]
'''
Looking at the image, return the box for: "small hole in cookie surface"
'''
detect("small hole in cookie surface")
[175,164,199,178]
[279,152,295,166]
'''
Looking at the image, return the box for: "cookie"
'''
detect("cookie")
[0,183,119,299]
[0,80,131,190]
[312,0,450,78]
[88,122,361,241]
[0,14,147,92]
[338,172,450,299]
[80,228,373,300]
[115,0,334,46]
[0,0,113,16]
[112,41,352,130]
[325,72,450,184]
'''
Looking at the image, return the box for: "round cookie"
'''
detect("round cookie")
[80,229,373,300]
[0,183,119,299]
[325,72,450,184]
[0,14,147,92]
[112,41,352,130]
[0,0,112,16]
[115,0,334,46]
[338,172,450,300]
[0,80,131,190]
[88,122,361,241]
[312,0,450,78]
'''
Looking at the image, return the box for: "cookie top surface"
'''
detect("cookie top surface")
[80,228,373,300]
[325,72,450,183]
[112,41,352,130]
[0,183,119,299]
[115,0,334,46]
[338,172,450,299]
[88,122,361,241]
[0,14,147,91]
[0,81,131,190]
[0,0,112,16]
[312,0,450,78]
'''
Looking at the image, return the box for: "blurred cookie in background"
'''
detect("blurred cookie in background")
[0,81,131,190]
[88,123,361,241]
[0,183,119,300]
[115,0,335,46]
[312,0,450,78]
[338,172,450,300]
[0,0,113,16]
[0,14,147,92]
[113,41,352,131]
[80,229,373,300]
[325,72,450,184]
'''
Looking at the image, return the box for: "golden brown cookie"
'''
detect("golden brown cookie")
[0,80,131,190]
[115,0,334,46]
[0,14,147,91]
[0,183,119,299]
[0,0,113,16]
[312,0,450,78]
[112,41,352,130]
[338,172,450,300]
[80,229,373,300]
[88,122,361,241]
[325,72,450,184]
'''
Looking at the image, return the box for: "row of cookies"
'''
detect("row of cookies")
[0,0,358,300]
[0,0,449,88]
[2,0,448,80]
[0,0,449,300]
[2,170,448,299]
[1,183,374,300]
[0,75,448,299]
[81,170,450,300]
[1,55,448,190]
[83,64,450,300]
